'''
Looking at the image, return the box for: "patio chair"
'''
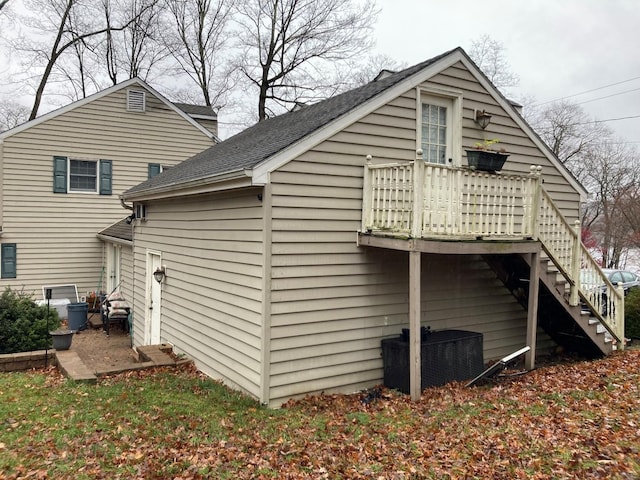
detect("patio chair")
[101,291,131,336]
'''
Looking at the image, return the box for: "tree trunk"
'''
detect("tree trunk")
[29,0,74,120]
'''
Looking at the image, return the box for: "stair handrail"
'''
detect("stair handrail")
[578,244,625,342]
[536,188,625,345]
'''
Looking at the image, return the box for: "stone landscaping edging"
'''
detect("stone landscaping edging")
[0,350,56,372]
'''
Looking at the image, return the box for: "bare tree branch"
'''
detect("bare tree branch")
[527,99,640,268]
[580,141,640,267]
[234,0,378,121]
[163,0,235,108]
[468,34,519,92]
[13,0,157,120]
[0,100,29,131]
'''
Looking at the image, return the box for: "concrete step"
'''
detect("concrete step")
[55,350,98,383]
[55,343,177,382]
[136,344,176,367]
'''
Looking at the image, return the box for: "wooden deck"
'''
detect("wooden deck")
[359,157,625,400]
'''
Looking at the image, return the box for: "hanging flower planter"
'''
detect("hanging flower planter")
[466,138,510,172]
[50,329,74,350]
[465,149,509,172]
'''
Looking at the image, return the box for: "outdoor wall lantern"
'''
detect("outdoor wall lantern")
[474,109,492,129]
[153,266,166,284]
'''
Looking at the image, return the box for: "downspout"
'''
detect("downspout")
[120,196,134,211]
[120,195,136,346]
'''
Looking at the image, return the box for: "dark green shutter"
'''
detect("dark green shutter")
[1,243,16,279]
[99,160,112,195]
[148,163,161,179]
[53,156,67,193]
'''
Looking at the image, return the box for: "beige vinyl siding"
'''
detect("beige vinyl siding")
[194,118,218,137]
[426,62,580,220]
[130,191,264,398]
[0,85,213,299]
[267,63,567,405]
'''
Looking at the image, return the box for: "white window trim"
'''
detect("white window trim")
[416,85,463,167]
[69,158,99,194]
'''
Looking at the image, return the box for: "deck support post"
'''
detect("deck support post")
[525,250,540,370]
[409,248,421,401]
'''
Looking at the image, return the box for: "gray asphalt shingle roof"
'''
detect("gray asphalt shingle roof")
[98,218,133,242]
[174,103,218,118]
[124,49,457,198]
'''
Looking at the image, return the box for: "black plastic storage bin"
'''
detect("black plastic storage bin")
[381,329,484,393]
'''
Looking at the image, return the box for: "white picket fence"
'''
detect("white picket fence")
[361,158,624,343]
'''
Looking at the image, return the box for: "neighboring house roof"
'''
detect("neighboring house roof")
[123,47,587,201]
[0,78,218,143]
[97,218,133,245]
[174,103,218,120]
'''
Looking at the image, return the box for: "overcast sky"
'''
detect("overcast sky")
[374,0,640,144]
[1,0,638,144]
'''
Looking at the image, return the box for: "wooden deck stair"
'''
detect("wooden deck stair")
[484,253,617,356]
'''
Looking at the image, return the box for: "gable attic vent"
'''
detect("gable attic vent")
[127,89,146,112]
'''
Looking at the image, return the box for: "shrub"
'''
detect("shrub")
[624,287,640,339]
[0,287,61,354]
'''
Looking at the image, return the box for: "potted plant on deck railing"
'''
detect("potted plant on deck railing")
[465,138,509,172]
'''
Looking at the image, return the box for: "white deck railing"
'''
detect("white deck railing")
[361,157,624,344]
[362,159,540,239]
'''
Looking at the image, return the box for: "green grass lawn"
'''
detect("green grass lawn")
[2,351,640,479]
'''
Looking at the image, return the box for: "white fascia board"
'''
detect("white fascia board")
[97,234,133,247]
[251,51,466,185]
[456,56,588,200]
[0,78,219,144]
[123,169,255,202]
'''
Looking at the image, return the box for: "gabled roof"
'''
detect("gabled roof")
[97,218,133,245]
[0,78,217,142]
[123,49,455,200]
[123,47,587,201]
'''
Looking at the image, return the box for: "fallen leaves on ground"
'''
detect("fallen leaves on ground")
[1,351,640,479]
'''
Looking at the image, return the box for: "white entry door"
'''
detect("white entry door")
[145,251,162,345]
[106,243,121,293]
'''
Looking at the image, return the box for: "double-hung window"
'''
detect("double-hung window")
[70,160,98,192]
[53,156,112,195]
[418,90,461,165]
